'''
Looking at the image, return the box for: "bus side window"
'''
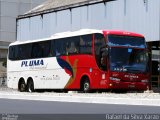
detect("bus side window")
[9,46,15,60]
[54,39,65,56]
[50,40,56,57]
[52,39,69,56]
[40,41,51,58]
[65,36,79,55]
[18,46,23,59]
[79,34,92,54]
[68,42,78,54]
[14,46,19,60]
[31,43,42,58]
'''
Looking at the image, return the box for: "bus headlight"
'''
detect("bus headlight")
[141,79,148,83]
[110,77,121,81]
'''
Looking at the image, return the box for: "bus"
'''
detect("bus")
[7,29,150,92]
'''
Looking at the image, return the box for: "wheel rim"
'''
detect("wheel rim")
[28,81,34,92]
[20,83,25,92]
[28,84,32,92]
[83,81,90,92]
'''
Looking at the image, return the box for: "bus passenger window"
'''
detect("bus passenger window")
[79,34,92,54]
[80,37,85,46]
[40,41,51,58]
[31,43,41,58]
[68,42,78,54]
[56,49,60,56]
[9,46,15,60]
[54,39,65,56]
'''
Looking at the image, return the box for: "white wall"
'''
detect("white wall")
[17,0,160,42]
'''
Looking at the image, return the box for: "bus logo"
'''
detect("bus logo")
[21,59,44,67]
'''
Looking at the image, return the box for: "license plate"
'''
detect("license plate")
[128,84,135,88]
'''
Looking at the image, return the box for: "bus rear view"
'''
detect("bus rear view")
[104,31,150,91]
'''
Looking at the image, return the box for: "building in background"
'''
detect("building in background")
[0,0,46,76]
[17,0,160,90]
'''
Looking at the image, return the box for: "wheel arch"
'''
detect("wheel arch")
[26,77,35,92]
[80,74,92,90]
[27,77,33,84]
[18,78,25,88]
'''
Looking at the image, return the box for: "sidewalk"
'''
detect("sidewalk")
[0,89,160,106]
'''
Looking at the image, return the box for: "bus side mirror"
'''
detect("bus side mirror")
[101,47,108,57]
[100,47,108,71]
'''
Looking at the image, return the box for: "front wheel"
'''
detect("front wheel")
[27,80,34,92]
[82,79,90,93]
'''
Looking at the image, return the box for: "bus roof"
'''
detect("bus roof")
[10,29,102,46]
[10,29,144,46]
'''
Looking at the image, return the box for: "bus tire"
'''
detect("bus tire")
[81,78,90,93]
[18,79,26,92]
[27,79,34,92]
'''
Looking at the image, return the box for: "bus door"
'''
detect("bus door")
[94,33,108,88]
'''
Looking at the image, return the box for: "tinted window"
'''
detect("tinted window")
[79,35,92,54]
[54,38,67,56]
[31,41,51,58]
[9,41,51,60]
[9,44,32,60]
[108,35,146,48]
[50,34,93,56]
[19,44,32,59]
[50,40,56,57]
[9,46,16,60]
[65,36,79,55]
[9,34,93,60]
[110,48,149,73]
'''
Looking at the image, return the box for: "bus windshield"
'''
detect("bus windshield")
[109,47,149,73]
[108,35,146,48]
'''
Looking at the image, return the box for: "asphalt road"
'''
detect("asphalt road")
[0,98,160,120]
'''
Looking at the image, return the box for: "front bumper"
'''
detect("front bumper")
[107,81,148,91]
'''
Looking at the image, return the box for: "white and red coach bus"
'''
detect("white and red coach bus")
[7,29,150,92]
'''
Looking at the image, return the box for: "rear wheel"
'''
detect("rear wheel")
[27,79,34,92]
[19,80,26,92]
[82,79,90,93]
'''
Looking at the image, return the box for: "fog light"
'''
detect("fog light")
[109,84,113,86]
